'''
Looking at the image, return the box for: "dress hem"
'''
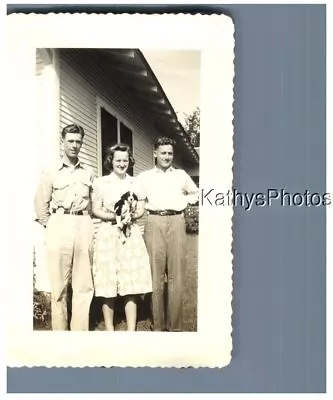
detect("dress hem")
[94,290,152,298]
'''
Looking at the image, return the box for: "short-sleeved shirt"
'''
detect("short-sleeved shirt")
[34,158,94,226]
[137,166,199,212]
[92,173,144,213]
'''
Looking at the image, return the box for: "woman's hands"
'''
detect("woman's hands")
[92,200,116,222]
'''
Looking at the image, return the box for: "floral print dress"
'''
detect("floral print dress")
[92,173,152,298]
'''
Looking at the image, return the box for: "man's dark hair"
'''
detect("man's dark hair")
[154,136,176,150]
[61,124,85,139]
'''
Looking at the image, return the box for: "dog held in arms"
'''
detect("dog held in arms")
[114,191,138,244]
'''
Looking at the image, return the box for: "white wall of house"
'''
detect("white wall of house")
[58,49,162,177]
[35,48,198,180]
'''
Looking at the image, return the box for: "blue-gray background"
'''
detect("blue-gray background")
[7,4,326,393]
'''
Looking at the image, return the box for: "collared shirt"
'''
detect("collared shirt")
[34,157,94,226]
[137,166,199,212]
[92,172,144,212]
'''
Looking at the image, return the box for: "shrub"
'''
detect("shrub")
[33,246,51,330]
[184,204,199,234]
[33,291,51,330]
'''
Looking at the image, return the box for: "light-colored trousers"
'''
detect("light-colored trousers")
[144,213,186,332]
[46,214,94,331]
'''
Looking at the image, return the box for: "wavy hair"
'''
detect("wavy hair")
[154,136,176,150]
[61,124,85,139]
[103,143,135,173]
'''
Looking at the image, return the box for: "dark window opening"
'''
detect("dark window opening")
[120,122,133,176]
[100,107,134,176]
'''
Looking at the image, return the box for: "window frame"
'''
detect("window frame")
[96,96,134,177]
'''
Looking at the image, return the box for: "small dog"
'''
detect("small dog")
[114,191,138,244]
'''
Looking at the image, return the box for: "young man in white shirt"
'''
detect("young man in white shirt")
[35,124,95,331]
[138,137,199,331]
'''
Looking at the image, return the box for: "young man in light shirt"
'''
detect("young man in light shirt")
[34,124,95,331]
[137,136,199,332]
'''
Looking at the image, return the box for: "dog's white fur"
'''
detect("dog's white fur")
[114,191,138,244]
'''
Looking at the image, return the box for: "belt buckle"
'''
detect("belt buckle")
[160,210,167,216]
[57,208,65,214]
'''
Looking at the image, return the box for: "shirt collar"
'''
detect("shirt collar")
[154,165,174,173]
[58,155,82,170]
[107,172,131,181]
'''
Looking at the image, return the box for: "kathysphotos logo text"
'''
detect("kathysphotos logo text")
[201,189,331,211]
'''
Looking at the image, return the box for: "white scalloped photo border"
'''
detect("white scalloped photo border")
[5,12,234,368]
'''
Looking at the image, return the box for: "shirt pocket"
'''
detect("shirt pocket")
[76,176,92,199]
[53,179,71,196]
[51,179,71,206]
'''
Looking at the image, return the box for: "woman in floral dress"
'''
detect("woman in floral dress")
[92,144,152,331]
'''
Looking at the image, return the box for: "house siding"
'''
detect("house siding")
[59,57,98,175]
[59,49,158,177]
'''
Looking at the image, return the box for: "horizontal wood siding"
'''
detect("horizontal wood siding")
[59,49,160,177]
[59,56,98,176]
[133,131,154,174]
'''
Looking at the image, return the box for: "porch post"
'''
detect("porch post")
[39,48,60,166]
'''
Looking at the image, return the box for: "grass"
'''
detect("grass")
[184,205,199,234]
[33,233,198,332]
[182,233,198,331]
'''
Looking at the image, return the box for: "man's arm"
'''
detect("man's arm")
[34,169,53,227]
[86,167,95,216]
[132,200,146,220]
[183,171,199,205]
[135,171,148,201]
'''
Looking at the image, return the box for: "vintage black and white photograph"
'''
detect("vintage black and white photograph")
[33,48,201,333]
[6,13,234,368]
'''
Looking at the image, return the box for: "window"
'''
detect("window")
[99,105,134,176]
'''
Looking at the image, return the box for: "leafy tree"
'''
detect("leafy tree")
[183,107,200,147]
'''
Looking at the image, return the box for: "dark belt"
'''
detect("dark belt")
[147,210,183,216]
[52,208,88,216]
